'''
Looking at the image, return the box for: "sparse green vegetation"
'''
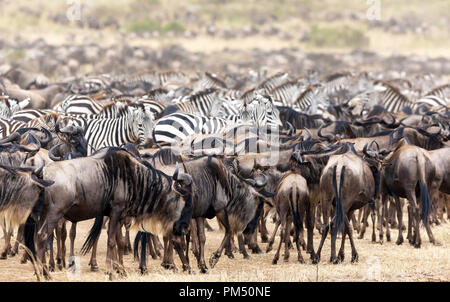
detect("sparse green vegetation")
[308,24,370,49]
[126,18,161,33]
[162,21,186,33]
[7,49,26,60]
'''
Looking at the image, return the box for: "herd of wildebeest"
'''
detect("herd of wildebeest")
[0,66,448,280]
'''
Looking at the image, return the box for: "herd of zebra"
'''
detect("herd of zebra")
[0,67,449,280]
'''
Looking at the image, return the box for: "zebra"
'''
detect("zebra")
[0,96,30,119]
[161,88,219,116]
[66,105,154,155]
[292,85,327,114]
[69,74,112,94]
[153,113,233,145]
[57,94,105,115]
[256,72,291,92]
[268,80,305,107]
[195,72,227,91]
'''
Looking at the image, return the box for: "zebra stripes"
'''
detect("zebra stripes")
[68,106,153,155]
[153,113,232,145]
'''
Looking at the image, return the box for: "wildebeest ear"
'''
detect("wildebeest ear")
[31,174,54,187]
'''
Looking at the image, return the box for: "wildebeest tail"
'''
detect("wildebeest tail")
[80,215,103,255]
[24,216,36,257]
[333,165,346,233]
[289,187,303,231]
[133,231,150,261]
[417,154,431,224]
[243,199,264,235]
[23,189,45,257]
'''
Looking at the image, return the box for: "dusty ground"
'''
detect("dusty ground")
[0,214,449,282]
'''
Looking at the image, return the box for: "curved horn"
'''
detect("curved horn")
[318,123,335,141]
[362,142,370,157]
[33,162,45,178]
[173,162,179,181]
[38,127,52,146]
[285,121,294,136]
[48,143,64,161]
[17,133,41,153]
[177,172,193,186]
[0,132,21,145]
[255,173,268,187]
[304,127,312,141]
[55,116,61,133]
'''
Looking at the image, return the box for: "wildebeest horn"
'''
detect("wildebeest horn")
[0,132,21,145]
[173,162,179,180]
[382,113,396,126]
[285,121,294,136]
[255,173,268,187]
[177,171,193,186]
[303,127,312,141]
[17,133,41,153]
[318,123,335,141]
[60,125,77,135]
[33,162,45,178]
[48,143,64,161]
[38,127,52,146]
[55,116,61,133]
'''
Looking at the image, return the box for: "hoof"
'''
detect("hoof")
[209,254,219,268]
[332,258,341,264]
[140,268,148,275]
[0,253,7,260]
[243,254,251,260]
[298,257,305,264]
[351,254,359,263]
[311,255,320,264]
[371,235,376,242]
[272,258,278,265]
[396,237,403,245]
[225,252,234,259]
[261,236,268,243]
[387,235,391,242]
[337,252,345,263]
[414,242,421,249]
[199,265,208,274]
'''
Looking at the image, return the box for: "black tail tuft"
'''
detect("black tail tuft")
[24,216,36,257]
[290,189,303,231]
[80,216,103,255]
[419,179,431,224]
[333,166,346,233]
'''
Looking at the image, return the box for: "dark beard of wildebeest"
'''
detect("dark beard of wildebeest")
[135,155,273,274]
[308,143,379,264]
[379,144,438,248]
[26,147,193,280]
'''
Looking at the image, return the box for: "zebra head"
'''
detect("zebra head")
[131,105,154,146]
[249,91,282,128]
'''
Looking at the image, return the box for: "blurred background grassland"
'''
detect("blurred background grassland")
[0,0,448,57]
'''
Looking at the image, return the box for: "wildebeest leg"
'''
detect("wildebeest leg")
[204,218,214,232]
[0,225,12,259]
[69,222,76,259]
[272,218,285,265]
[345,215,358,263]
[11,224,24,257]
[146,234,157,259]
[48,232,55,272]
[406,204,413,244]
[406,193,422,248]
[88,236,99,271]
[394,196,404,245]
[55,219,67,270]
[105,213,120,280]
[189,221,199,262]
[351,212,359,233]
[259,210,269,243]
[330,217,339,264]
[358,205,370,239]
[266,219,280,253]
[210,210,231,268]
[195,217,208,273]
[312,223,329,264]
[382,195,390,242]
[357,208,363,231]
[237,233,250,260]
[172,235,192,273]
[123,218,132,255]
[115,225,127,277]
[370,204,377,243]
[337,220,347,264]
[282,218,292,262]
[153,235,163,256]
[305,201,315,257]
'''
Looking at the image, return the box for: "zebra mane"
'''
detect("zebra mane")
[374,80,412,103]
[425,83,450,97]
[205,72,227,89]
[323,71,353,82]
[257,72,289,91]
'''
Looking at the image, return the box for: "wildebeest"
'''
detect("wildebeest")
[28,147,193,280]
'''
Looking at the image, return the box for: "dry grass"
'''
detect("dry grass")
[0,213,449,282]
